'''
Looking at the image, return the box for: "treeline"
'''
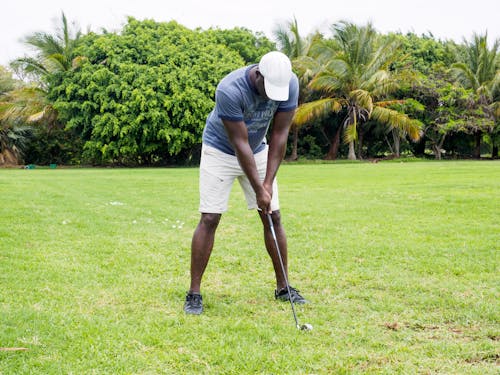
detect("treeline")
[0,14,498,166]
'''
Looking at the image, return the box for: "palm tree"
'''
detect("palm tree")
[1,12,82,165]
[11,12,82,84]
[452,32,500,158]
[7,11,82,126]
[0,86,57,165]
[273,17,321,160]
[294,21,422,160]
[0,67,29,165]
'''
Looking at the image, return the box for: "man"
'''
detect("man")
[184,51,307,315]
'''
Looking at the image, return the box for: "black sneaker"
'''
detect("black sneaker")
[184,292,203,314]
[275,286,308,304]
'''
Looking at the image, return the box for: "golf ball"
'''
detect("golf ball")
[302,323,313,331]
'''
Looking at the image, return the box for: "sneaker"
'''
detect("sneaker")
[275,286,308,304]
[184,292,203,314]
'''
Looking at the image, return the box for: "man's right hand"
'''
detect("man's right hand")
[256,184,273,213]
[223,119,272,212]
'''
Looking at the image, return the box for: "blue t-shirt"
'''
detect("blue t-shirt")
[202,64,299,155]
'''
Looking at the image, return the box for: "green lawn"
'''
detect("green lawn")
[1,161,498,374]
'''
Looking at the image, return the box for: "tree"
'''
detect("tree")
[273,17,321,160]
[51,19,245,165]
[1,12,85,166]
[0,67,33,165]
[10,12,83,85]
[294,21,422,160]
[0,87,37,165]
[452,32,499,158]
[205,27,274,64]
[432,83,491,159]
[392,32,458,75]
[0,66,17,95]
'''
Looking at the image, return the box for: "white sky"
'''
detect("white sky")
[1,0,499,66]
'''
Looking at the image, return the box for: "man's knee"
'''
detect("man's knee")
[260,209,282,228]
[270,210,283,229]
[199,213,222,230]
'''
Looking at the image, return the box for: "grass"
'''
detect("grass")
[0,161,499,374]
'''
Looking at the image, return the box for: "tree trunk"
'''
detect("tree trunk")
[357,128,364,160]
[288,125,299,161]
[392,129,400,157]
[432,145,442,160]
[473,131,481,159]
[432,134,446,160]
[325,125,341,160]
[0,149,20,166]
[491,144,498,159]
[348,141,356,160]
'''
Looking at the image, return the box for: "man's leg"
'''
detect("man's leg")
[184,212,221,315]
[189,212,221,293]
[185,144,237,314]
[258,209,308,304]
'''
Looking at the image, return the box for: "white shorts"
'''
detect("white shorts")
[199,144,280,214]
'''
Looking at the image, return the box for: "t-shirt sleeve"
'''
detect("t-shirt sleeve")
[277,74,299,112]
[216,88,244,122]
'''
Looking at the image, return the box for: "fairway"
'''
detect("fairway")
[1,161,499,374]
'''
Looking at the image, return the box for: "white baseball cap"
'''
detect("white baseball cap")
[258,51,292,101]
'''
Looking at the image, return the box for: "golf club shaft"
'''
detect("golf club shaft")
[266,213,299,327]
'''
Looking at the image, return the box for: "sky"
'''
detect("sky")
[1,0,499,66]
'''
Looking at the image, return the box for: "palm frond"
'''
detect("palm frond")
[343,123,357,143]
[452,62,480,90]
[375,100,406,107]
[14,11,82,79]
[0,86,50,122]
[371,106,423,141]
[332,21,378,68]
[309,37,340,64]
[362,70,399,97]
[363,38,399,80]
[24,33,64,56]
[294,98,343,126]
[492,101,500,119]
[273,25,294,56]
[454,33,499,93]
[10,57,49,77]
[309,70,341,95]
[491,70,500,99]
[349,89,373,115]
[46,52,70,71]
[272,16,307,59]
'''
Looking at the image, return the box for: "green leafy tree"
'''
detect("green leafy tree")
[387,35,459,157]
[452,32,499,158]
[295,21,422,160]
[411,64,493,160]
[51,19,244,165]
[431,83,491,159]
[392,32,458,74]
[205,27,274,64]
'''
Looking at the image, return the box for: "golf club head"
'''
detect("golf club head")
[298,323,313,331]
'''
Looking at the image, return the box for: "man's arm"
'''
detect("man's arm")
[264,110,295,190]
[222,119,272,211]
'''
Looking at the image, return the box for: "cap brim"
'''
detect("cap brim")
[264,80,289,101]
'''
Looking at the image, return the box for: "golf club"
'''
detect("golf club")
[266,213,312,331]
